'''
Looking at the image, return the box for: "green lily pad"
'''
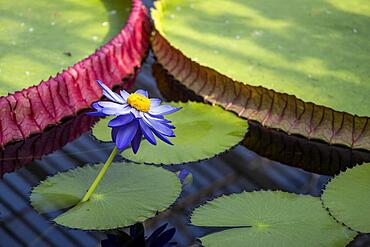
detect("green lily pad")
[0,0,130,95]
[31,163,181,230]
[153,0,370,117]
[120,102,247,164]
[92,116,114,143]
[191,191,355,247]
[92,102,248,164]
[322,163,370,233]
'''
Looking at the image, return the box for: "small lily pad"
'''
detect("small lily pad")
[121,102,248,164]
[92,117,114,143]
[31,163,181,230]
[321,163,370,233]
[191,191,355,247]
[92,102,248,164]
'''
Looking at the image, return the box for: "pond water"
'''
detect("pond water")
[1,56,369,247]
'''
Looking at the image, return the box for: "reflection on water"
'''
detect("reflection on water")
[0,59,369,246]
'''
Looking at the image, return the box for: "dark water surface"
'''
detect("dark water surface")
[1,58,369,247]
[1,0,370,243]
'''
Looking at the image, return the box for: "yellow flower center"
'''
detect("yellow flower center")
[127,93,151,112]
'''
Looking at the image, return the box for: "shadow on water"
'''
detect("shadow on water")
[0,114,96,178]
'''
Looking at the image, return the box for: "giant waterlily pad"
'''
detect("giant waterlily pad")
[151,0,370,151]
[153,0,370,117]
[92,102,248,164]
[0,0,129,94]
[31,163,181,230]
[191,191,355,246]
[321,163,370,233]
[0,0,150,147]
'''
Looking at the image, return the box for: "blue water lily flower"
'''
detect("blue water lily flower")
[88,80,181,153]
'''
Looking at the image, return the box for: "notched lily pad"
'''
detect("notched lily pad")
[191,191,355,247]
[321,163,370,233]
[120,102,248,165]
[92,116,115,143]
[151,0,370,151]
[31,163,181,230]
[92,102,248,165]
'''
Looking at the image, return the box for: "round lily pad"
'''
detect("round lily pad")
[153,0,370,117]
[191,191,355,247]
[0,0,130,95]
[120,102,248,164]
[92,117,115,143]
[31,163,181,230]
[322,163,370,233]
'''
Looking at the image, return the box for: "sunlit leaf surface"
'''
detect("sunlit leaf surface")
[151,0,370,150]
[322,163,370,233]
[153,0,370,117]
[191,191,355,246]
[0,0,130,95]
[93,102,248,164]
[31,163,181,230]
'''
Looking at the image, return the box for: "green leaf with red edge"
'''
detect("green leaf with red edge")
[151,0,370,151]
[0,0,151,147]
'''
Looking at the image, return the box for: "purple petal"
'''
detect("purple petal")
[108,114,134,127]
[152,128,173,145]
[150,98,161,107]
[149,105,181,115]
[130,108,141,118]
[111,127,119,143]
[147,113,172,124]
[120,90,130,101]
[135,89,148,97]
[86,102,107,117]
[96,80,124,103]
[145,114,176,131]
[98,102,131,116]
[139,119,157,145]
[163,122,176,129]
[86,111,107,117]
[91,102,103,111]
[131,128,142,154]
[115,120,139,150]
[143,115,175,137]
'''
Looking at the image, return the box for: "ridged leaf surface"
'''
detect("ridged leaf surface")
[151,1,370,150]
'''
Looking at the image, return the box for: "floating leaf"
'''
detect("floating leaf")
[322,163,370,233]
[151,0,370,151]
[191,191,355,247]
[92,102,247,164]
[153,63,370,176]
[92,117,114,143]
[31,163,181,230]
[0,0,151,147]
[120,102,248,165]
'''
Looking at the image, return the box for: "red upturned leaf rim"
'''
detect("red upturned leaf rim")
[152,63,370,176]
[151,30,370,151]
[0,0,151,147]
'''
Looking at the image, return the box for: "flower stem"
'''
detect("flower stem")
[80,146,119,203]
